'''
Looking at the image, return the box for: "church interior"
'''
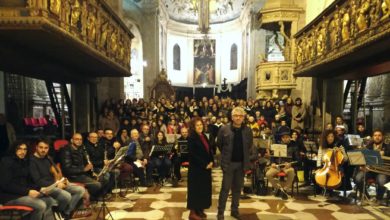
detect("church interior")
[1,0,390,219]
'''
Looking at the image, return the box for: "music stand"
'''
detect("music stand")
[347,150,383,206]
[149,144,174,157]
[346,134,363,147]
[178,140,189,162]
[304,141,317,160]
[271,144,287,164]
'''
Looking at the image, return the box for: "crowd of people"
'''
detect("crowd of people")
[0,95,389,220]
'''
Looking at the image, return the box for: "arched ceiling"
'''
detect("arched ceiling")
[161,0,245,24]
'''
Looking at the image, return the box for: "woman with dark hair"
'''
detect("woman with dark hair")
[262,101,277,126]
[317,130,338,167]
[0,141,56,220]
[187,117,214,220]
[150,131,171,182]
[117,128,131,146]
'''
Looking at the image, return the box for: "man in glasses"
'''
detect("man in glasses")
[217,107,253,220]
[0,141,56,220]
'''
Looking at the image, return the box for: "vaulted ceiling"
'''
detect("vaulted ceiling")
[161,0,245,24]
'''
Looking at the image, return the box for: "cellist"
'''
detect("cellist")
[315,130,348,196]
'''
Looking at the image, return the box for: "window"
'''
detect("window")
[173,44,181,70]
[230,43,237,70]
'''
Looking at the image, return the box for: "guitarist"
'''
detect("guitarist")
[30,139,85,220]
[265,127,296,200]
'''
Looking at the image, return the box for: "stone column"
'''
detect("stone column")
[326,79,344,120]
[141,10,159,101]
[382,74,390,132]
[72,83,92,133]
[0,71,5,114]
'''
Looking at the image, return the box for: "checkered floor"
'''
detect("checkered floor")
[84,168,390,220]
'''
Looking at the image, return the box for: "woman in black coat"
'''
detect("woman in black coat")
[187,117,214,220]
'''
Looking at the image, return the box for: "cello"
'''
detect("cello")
[315,147,344,189]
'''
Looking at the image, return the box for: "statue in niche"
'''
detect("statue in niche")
[100,22,109,48]
[70,0,81,27]
[296,41,303,65]
[301,36,308,62]
[369,0,382,24]
[278,21,291,61]
[159,68,168,81]
[329,8,341,48]
[49,0,61,16]
[381,0,390,20]
[316,23,326,56]
[350,0,358,38]
[87,7,97,42]
[61,0,71,25]
[341,8,350,42]
[81,0,88,36]
[110,30,118,54]
[357,0,370,32]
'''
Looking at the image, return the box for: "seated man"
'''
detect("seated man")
[30,139,85,219]
[127,129,150,187]
[85,132,115,192]
[60,133,102,198]
[172,127,190,181]
[354,129,390,205]
[266,128,296,200]
[0,141,56,220]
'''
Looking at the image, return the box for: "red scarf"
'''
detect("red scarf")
[199,133,210,153]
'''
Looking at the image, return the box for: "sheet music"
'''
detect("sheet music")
[134,160,143,168]
[347,151,366,166]
[271,144,287,157]
[384,182,390,191]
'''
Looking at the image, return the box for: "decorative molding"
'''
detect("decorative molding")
[294,0,390,77]
[0,0,134,74]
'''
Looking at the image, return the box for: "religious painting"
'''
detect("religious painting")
[193,39,216,85]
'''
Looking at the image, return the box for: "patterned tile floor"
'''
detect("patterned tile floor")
[85,169,390,220]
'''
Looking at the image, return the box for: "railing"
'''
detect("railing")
[294,0,390,75]
[0,0,133,72]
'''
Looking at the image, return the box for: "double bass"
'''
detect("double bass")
[315,147,344,189]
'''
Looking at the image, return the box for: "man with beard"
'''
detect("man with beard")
[30,139,85,219]
[0,141,56,220]
[60,133,102,198]
[266,127,296,200]
[99,129,116,160]
[354,129,390,205]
